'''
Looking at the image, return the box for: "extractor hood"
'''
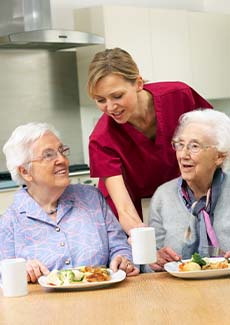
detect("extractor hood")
[0,0,104,50]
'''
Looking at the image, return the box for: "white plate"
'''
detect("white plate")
[164,258,230,279]
[38,269,126,290]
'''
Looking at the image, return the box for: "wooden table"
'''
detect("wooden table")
[1,272,230,325]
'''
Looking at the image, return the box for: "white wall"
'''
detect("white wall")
[49,0,230,33]
[63,0,203,11]
[204,0,230,13]
[209,99,230,115]
[0,50,85,172]
[51,0,230,13]
[50,0,204,29]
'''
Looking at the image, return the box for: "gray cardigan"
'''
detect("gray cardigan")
[143,172,230,272]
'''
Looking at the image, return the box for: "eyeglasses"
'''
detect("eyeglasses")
[171,141,216,154]
[28,145,70,163]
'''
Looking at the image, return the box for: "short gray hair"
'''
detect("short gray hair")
[3,122,60,185]
[173,109,230,170]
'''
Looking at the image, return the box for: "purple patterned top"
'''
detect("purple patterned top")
[0,184,132,270]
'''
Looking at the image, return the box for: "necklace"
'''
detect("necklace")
[47,207,58,215]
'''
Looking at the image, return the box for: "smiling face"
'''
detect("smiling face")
[176,123,225,192]
[20,132,70,194]
[93,74,142,124]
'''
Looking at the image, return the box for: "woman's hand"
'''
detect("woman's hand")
[149,247,181,272]
[110,255,139,276]
[127,222,147,244]
[224,251,230,259]
[26,259,49,283]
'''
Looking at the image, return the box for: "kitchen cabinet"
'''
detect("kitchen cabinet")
[149,9,192,85]
[101,6,153,81]
[74,6,152,107]
[75,6,230,100]
[189,12,230,99]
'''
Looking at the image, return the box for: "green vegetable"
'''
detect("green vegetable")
[72,269,84,282]
[58,269,75,285]
[191,253,206,266]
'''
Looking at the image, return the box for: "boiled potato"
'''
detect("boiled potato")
[180,262,201,272]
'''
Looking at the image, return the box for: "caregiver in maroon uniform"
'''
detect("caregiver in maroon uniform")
[88,47,212,235]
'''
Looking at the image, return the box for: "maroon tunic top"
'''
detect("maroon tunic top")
[89,81,213,219]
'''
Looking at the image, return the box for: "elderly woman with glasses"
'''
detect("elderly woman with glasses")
[0,122,139,282]
[142,109,230,272]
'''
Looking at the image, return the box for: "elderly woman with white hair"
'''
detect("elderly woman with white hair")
[0,122,139,282]
[143,109,230,272]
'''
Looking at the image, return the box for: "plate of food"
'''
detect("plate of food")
[164,253,230,279]
[38,266,126,290]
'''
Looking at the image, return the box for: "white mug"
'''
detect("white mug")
[130,227,156,264]
[0,258,28,297]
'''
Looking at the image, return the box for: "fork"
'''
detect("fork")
[177,258,184,264]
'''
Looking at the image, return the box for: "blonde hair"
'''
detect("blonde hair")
[87,48,140,97]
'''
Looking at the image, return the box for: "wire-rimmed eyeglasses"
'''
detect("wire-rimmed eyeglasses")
[27,145,70,164]
[171,140,216,154]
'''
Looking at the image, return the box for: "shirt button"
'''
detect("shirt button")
[55,227,60,232]
[60,242,65,247]
[65,259,70,265]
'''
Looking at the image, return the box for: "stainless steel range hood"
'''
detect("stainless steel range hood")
[0,0,104,50]
[0,30,104,50]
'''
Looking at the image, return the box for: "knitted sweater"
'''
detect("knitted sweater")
[143,172,230,272]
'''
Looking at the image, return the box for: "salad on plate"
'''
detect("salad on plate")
[46,266,111,286]
[179,253,230,272]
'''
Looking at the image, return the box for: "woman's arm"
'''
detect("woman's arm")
[99,189,139,276]
[104,175,145,234]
